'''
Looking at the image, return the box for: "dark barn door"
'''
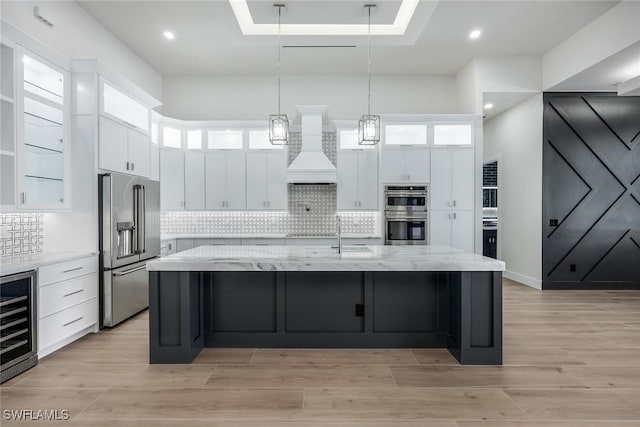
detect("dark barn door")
[543,93,640,289]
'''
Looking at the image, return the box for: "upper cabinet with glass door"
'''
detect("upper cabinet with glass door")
[16,46,70,209]
[432,123,474,146]
[1,39,16,210]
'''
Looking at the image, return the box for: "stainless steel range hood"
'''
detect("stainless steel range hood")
[287,105,337,184]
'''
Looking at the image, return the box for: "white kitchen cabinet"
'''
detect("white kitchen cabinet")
[16,46,71,210]
[38,255,98,357]
[430,209,474,253]
[246,151,287,210]
[337,150,378,210]
[205,151,246,210]
[184,151,205,210]
[384,124,427,146]
[430,148,474,210]
[160,149,185,211]
[1,39,16,210]
[380,148,429,184]
[100,79,149,133]
[99,116,151,177]
[127,128,151,177]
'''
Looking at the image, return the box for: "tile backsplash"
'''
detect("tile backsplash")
[161,210,380,237]
[0,213,44,257]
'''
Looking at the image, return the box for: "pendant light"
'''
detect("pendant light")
[358,4,380,145]
[269,3,289,145]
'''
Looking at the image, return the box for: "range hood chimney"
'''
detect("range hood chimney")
[287,105,337,184]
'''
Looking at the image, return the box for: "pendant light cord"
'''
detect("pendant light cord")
[277,5,282,116]
[367,5,371,116]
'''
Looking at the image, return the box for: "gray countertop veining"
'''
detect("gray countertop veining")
[147,245,505,272]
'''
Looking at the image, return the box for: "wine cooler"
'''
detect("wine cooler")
[1,270,37,383]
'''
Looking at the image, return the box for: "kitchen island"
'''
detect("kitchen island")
[146,245,505,365]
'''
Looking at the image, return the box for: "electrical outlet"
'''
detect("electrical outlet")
[0,224,10,240]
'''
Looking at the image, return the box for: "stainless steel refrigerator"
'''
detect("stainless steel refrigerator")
[98,173,160,327]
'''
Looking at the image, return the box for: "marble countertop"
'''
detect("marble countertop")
[147,245,505,272]
[0,251,97,276]
[161,234,383,240]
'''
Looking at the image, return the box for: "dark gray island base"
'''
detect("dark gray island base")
[149,269,502,365]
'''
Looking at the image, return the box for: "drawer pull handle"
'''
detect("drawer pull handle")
[63,317,84,327]
[63,289,84,298]
[62,267,83,274]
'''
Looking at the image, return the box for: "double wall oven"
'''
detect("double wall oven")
[384,185,428,245]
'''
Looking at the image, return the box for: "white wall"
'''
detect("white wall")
[483,94,543,289]
[161,74,458,120]
[543,0,640,90]
[456,56,542,114]
[456,60,478,114]
[0,0,162,100]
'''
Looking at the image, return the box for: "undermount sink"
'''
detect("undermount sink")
[337,246,372,253]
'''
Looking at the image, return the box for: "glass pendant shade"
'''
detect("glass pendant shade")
[269,114,289,145]
[358,114,380,145]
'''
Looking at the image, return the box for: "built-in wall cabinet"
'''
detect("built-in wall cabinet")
[337,150,378,210]
[98,79,152,178]
[246,151,287,210]
[98,115,150,177]
[380,148,430,184]
[159,148,185,211]
[1,38,73,211]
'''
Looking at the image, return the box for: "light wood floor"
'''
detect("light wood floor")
[2,278,640,426]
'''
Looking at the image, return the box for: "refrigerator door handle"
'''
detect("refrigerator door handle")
[134,184,146,255]
[113,265,147,276]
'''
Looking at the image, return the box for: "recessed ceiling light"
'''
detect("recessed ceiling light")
[484,103,494,109]
[469,29,482,40]
[163,31,175,40]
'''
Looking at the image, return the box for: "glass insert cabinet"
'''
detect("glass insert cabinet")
[15,46,70,210]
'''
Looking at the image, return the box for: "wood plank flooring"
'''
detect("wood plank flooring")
[2,278,639,426]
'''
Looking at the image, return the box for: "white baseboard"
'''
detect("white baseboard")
[38,324,97,359]
[504,270,542,290]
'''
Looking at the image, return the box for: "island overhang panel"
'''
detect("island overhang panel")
[147,246,505,365]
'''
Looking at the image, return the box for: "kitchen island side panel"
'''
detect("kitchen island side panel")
[150,269,502,364]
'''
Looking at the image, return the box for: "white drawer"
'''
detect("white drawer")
[39,273,98,318]
[39,298,97,352]
[39,256,97,287]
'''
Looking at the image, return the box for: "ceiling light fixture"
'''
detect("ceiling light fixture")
[359,4,380,146]
[229,0,420,36]
[163,31,175,40]
[269,4,289,145]
[484,103,494,109]
[469,29,482,40]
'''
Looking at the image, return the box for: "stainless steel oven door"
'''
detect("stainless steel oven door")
[103,259,150,327]
[384,192,428,213]
[385,216,427,245]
